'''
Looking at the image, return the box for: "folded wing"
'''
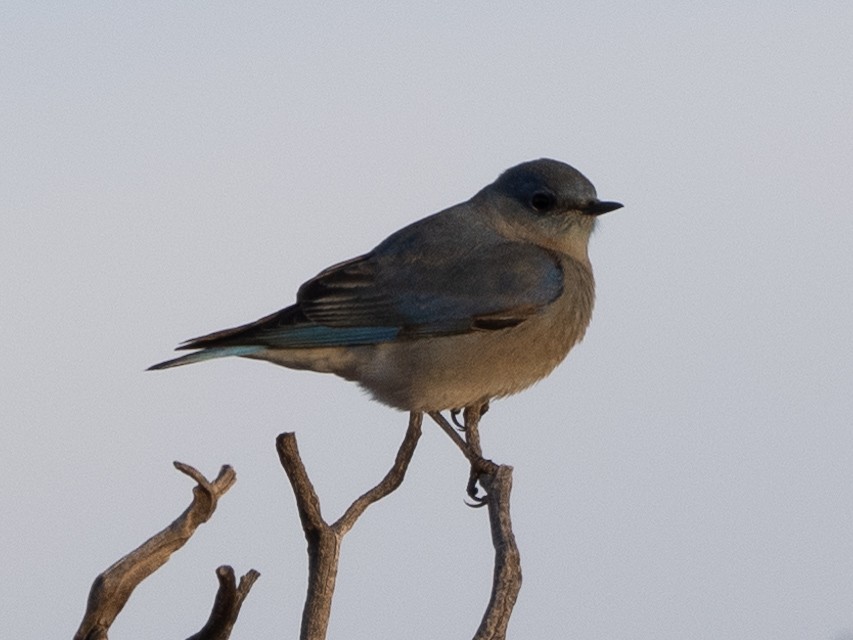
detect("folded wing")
[164,238,564,357]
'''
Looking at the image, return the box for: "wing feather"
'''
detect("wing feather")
[167,227,564,352]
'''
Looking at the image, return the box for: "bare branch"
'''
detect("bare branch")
[276,433,327,533]
[74,463,237,640]
[473,465,521,640]
[276,412,423,640]
[428,411,476,462]
[334,411,422,535]
[276,432,340,640]
[186,565,261,640]
[74,407,519,639]
[430,405,522,638]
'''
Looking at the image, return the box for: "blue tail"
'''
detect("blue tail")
[147,345,262,371]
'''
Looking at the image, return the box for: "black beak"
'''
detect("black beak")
[584,200,623,216]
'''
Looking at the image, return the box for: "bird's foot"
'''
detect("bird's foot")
[427,406,498,504]
[465,454,499,507]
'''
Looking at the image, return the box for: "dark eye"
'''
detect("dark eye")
[530,190,556,212]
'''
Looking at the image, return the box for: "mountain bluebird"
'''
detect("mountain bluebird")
[150,159,622,413]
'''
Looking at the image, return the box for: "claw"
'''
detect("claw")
[465,461,495,506]
[427,408,498,504]
[464,495,489,508]
[467,471,479,500]
[466,472,488,506]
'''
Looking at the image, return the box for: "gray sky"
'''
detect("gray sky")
[2,2,852,638]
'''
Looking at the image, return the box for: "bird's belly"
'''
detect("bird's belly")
[255,261,594,412]
[358,293,592,411]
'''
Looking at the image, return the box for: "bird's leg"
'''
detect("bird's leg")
[462,401,497,504]
[462,403,485,457]
[428,404,497,504]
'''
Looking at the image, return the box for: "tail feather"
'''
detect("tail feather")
[176,306,303,351]
[147,345,262,371]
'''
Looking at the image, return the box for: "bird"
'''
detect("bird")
[149,159,622,414]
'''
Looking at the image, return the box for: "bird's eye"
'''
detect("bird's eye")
[530,190,556,212]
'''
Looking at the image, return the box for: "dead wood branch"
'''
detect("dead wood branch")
[473,465,521,640]
[74,404,523,639]
[186,565,261,640]
[276,412,423,640]
[74,463,255,640]
[429,407,522,640]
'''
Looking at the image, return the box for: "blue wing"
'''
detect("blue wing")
[149,221,563,369]
[297,241,563,334]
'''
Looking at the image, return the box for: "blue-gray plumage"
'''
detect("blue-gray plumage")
[149,159,622,412]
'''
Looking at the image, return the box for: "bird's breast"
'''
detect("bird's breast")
[356,257,595,411]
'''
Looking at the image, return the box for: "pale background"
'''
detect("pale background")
[2,3,852,639]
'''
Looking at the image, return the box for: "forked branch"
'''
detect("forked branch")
[187,565,262,640]
[276,412,423,640]
[73,463,257,640]
[75,406,521,640]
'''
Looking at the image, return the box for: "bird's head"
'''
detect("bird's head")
[483,158,622,260]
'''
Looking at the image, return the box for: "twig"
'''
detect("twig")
[276,412,423,640]
[74,463,240,640]
[428,411,476,462]
[186,566,261,640]
[473,466,521,640]
[335,412,424,535]
[430,405,522,639]
[276,433,340,640]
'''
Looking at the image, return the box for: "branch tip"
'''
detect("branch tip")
[174,460,207,485]
[75,461,238,640]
